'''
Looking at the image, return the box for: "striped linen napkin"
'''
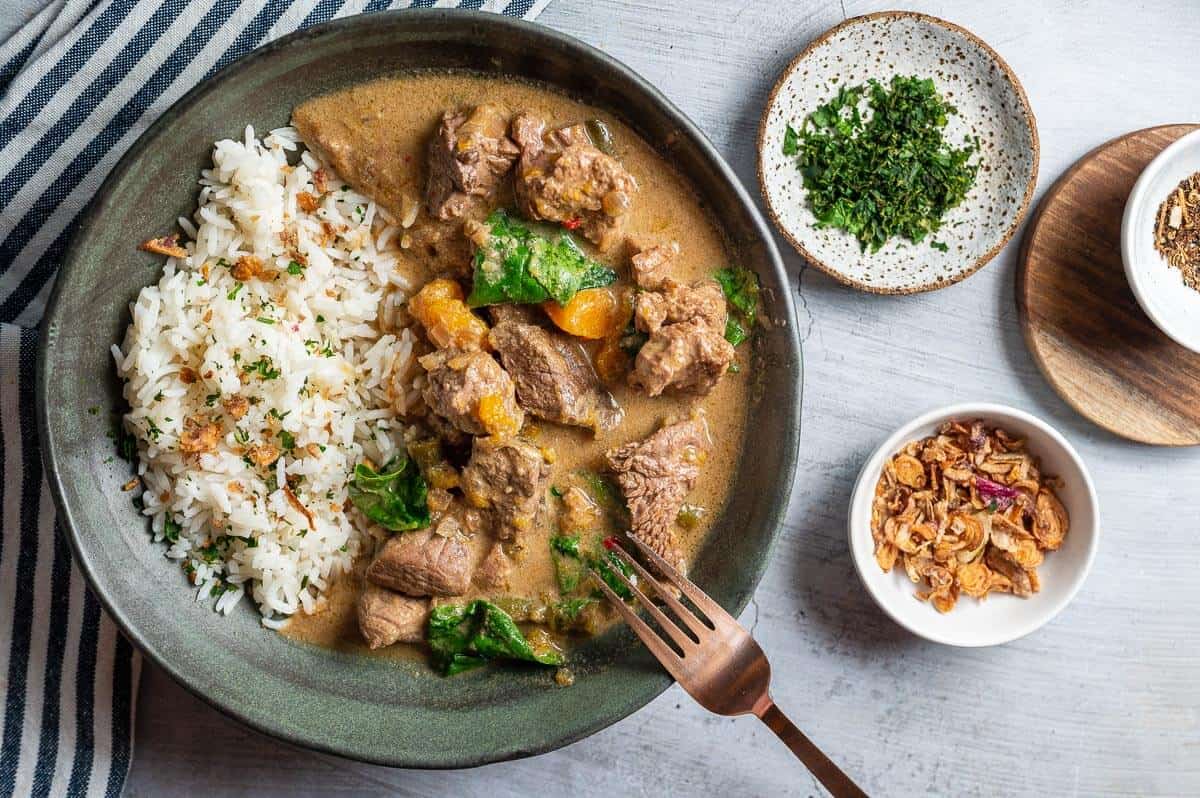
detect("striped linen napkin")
[0,1,549,795]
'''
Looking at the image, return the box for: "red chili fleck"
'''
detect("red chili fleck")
[563,217,582,231]
[602,536,617,551]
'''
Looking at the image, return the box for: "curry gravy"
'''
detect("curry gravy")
[282,73,750,654]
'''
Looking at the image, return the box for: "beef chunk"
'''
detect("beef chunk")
[419,349,524,437]
[628,238,680,290]
[634,279,727,334]
[632,320,734,397]
[630,280,734,397]
[511,112,638,251]
[489,321,622,431]
[487,303,543,327]
[460,436,548,543]
[357,584,429,649]
[425,104,519,220]
[606,416,710,573]
[474,542,511,590]
[365,518,472,597]
[406,217,476,278]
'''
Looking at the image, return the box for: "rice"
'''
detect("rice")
[114,125,423,623]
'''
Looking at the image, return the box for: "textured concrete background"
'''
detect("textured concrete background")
[6,1,1199,795]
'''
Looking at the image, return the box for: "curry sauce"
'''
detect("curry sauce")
[282,73,750,656]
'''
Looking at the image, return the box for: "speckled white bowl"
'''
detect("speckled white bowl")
[758,12,1039,294]
[847,403,1099,647]
[1122,128,1200,353]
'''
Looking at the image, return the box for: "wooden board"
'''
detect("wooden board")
[1017,124,1200,446]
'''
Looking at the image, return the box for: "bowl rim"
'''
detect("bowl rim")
[756,10,1041,295]
[846,402,1099,647]
[1121,127,1200,354]
[36,9,802,768]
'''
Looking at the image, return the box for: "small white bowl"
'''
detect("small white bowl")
[1122,128,1200,353]
[847,403,1099,647]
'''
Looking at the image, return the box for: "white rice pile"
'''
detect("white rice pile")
[114,125,424,625]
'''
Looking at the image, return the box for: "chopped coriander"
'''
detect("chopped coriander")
[153,391,164,403]
[286,260,304,276]
[549,485,564,499]
[268,408,291,420]
[205,393,220,407]
[784,75,979,253]
[315,314,325,323]
[227,282,244,301]
[277,429,296,451]
[162,516,181,543]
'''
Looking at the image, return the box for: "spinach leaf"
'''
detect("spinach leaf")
[347,454,430,532]
[467,210,616,307]
[427,600,563,676]
[714,265,759,346]
[550,534,586,593]
[592,549,635,600]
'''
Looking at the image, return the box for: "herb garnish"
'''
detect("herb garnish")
[714,265,759,346]
[784,75,979,252]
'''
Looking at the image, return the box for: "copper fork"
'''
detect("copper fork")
[591,536,867,798]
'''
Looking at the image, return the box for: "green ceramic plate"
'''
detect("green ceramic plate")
[38,10,801,767]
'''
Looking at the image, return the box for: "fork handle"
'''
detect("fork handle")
[757,700,868,798]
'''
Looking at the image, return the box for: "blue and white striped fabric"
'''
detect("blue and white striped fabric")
[0,1,549,795]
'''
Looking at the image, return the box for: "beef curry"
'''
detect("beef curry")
[282,73,757,678]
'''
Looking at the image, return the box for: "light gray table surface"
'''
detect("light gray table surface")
[9,1,1200,795]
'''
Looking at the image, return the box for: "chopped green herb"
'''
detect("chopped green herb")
[145,418,162,440]
[243,356,280,380]
[276,429,296,451]
[234,428,250,445]
[549,485,564,499]
[315,314,325,323]
[930,240,949,252]
[268,408,290,421]
[715,265,759,346]
[782,123,800,156]
[286,260,304,276]
[87,406,99,416]
[205,393,220,406]
[784,75,979,252]
[153,391,164,403]
[256,317,275,325]
[300,574,309,589]
[246,536,259,548]
[227,282,244,301]
[466,210,616,307]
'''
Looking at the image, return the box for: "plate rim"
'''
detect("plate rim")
[755,10,1041,295]
[36,9,803,768]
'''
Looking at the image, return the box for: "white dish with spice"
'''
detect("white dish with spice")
[1122,128,1200,354]
[847,403,1098,647]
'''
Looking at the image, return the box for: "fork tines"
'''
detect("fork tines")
[589,536,734,669]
